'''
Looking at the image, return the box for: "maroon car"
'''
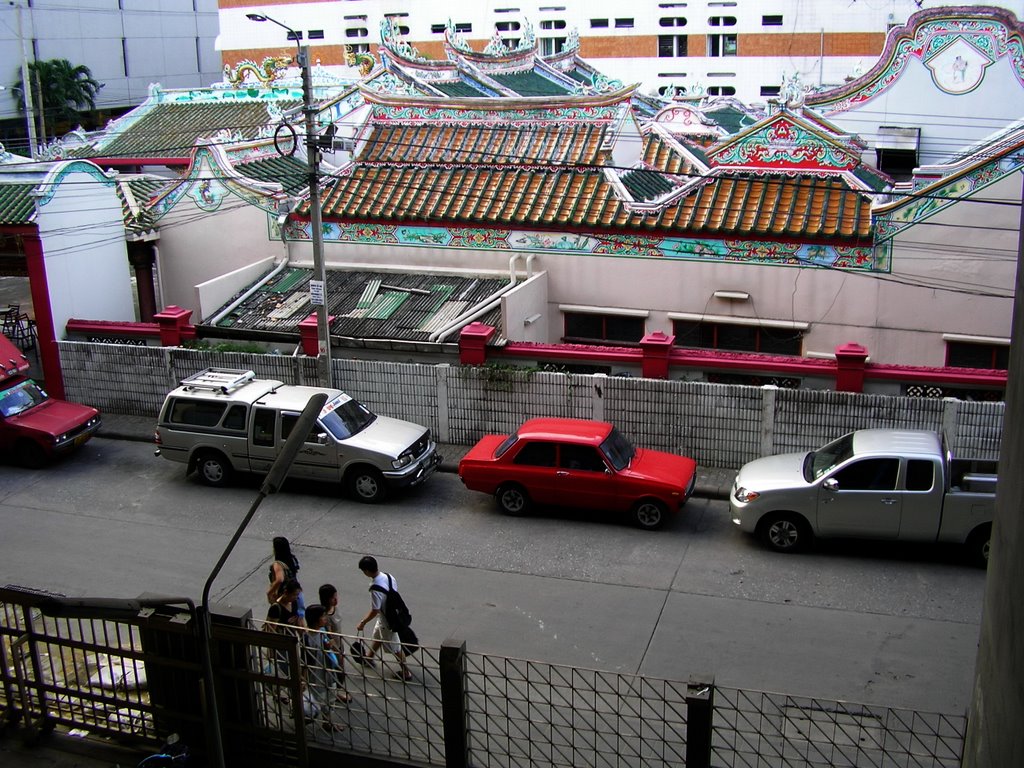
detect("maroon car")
[458,417,697,529]
[0,334,101,467]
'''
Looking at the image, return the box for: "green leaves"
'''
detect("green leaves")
[10,58,103,128]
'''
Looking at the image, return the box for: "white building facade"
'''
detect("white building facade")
[0,1,221,128]
[219,0,1024,103]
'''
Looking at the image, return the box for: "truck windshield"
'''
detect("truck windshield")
[0,379,47,418]
[319,394,376,440]
[804,432,855,481]
[601,427,636,471]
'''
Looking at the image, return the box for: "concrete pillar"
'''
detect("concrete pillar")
[21,232,64,397]
[834,342,869,392]
[154,305,192,347]
[963,183,1024,766]
[127,240,158,322]
[458,322,495,365]
[640,330,675,379]
[298,313,319,357]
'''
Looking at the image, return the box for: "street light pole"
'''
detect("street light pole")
[246,13,333,387]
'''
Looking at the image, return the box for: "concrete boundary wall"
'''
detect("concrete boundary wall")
[58,342,1004,467]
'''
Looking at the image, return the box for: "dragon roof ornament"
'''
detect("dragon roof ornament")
[380,17,430,63]
[445,20,473,55]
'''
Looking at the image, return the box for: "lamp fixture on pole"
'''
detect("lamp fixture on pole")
[246,13,333,387]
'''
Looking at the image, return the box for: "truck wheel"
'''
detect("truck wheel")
[966,525,991,568]
[16,440,47,469]
[632,499,667,530]
[349,467,385,504]
[760,513,811,553]
[195,451,232,488]
[496,483,530,516]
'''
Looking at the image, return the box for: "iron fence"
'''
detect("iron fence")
[462,651,691,768]
[711,687,966,768]
[2,587,969,768]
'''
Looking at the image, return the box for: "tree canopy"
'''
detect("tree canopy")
[10,58,103,133]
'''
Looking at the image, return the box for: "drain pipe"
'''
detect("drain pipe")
[428,253,525,343]
[207,260,290,326]
[433,253,537,343]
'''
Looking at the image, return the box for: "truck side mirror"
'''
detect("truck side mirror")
[822,477,839,492]
[316,432,328,445]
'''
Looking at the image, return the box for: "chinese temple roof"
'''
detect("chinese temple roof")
[0,183,35,225]
[301,86,878,243]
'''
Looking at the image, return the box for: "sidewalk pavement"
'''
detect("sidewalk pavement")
[100,413,737,500]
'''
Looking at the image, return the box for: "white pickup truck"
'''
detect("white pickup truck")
[730,429,997,565]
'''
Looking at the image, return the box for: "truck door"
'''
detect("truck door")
[280,411,337,481]
[817,457,902,538]
[248,407,278,474]
[898,458,943,541]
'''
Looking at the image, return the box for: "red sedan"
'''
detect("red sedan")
[457,417,698,529]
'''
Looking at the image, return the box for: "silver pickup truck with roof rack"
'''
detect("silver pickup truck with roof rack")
[730,429,997,566]
[154,368,440,502]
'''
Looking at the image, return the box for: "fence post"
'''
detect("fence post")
[440,638,469,768]
[942,397,961,448]
[686,676,715,768]
[591,372,606,422]
[760,385,778,458]
[437,364,451,444]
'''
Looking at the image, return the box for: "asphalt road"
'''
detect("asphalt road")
[0,436,986,715]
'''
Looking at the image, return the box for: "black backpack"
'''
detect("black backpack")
[369,574,412,631]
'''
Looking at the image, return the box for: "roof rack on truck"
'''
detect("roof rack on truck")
[179,368,256,394]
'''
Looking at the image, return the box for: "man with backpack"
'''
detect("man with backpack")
[355,556,415,681]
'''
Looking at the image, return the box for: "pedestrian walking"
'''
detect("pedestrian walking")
[301,604,345,734]
[318,583,352,702]
[355,556,413,681]
[268,536,305,624]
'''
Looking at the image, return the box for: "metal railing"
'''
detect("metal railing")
[711,687,966,768]
[2,587,968,768]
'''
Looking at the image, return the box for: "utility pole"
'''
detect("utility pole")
[14,1,38,157]
[246,13,333,387]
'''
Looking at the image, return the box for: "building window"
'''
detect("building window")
[760,85,781,97]
[660,17,687,27]
[348,43,370,53]
[495,7,521,12]
[763,14,783,26]
[615,18,635,28]
[496,21,521,31]
[308,29,325,40]
[286,30,302,41]
[659,35,687,57]
[709,16,737,26]
[541,37,567,55]
[346,28,368,38]
[564,312,645,344]
[539,6,566,10]
[708,33,737,56]
[455,22,472,33]
[431,23,446,33]
[946,341,1010,370]
[706,85,735,96]
[591,18,609,28]
[540,20,566,30]
[657,84,687,96]
[673,320,803,355]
